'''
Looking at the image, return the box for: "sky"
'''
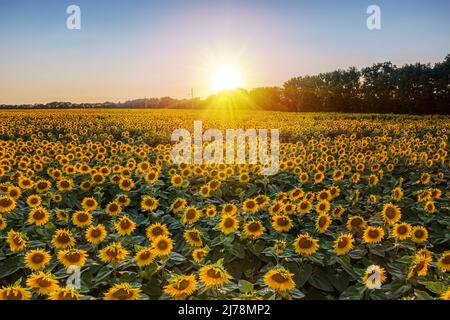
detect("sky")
[0,0,449,104]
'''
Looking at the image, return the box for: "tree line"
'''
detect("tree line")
[1,54,449,114]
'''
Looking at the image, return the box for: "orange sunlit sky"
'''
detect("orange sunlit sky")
[0,0,449,104]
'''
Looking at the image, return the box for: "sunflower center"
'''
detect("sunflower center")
[37,279,52,288]
[338,238,348,248]
[318,216,327,227]
[58,233,71,243]
[206,269,222,279]
[224,218,234,228]
[277,218,288,226]
[442,255,450,264]
[112,288,133,300]
[31,253,44,263]
[397,226,407,234]
[33,210,45,220]
[385,207,396,219]
[66,252,81,262]
[248,223,261,232]
[157,240,168,250]
[91,229,101,237]
[368,229,380,238]
[77,213,89,222]
[175,279,190,290]
[151,227,163,237]
[188,232,200,241]
[415,230,424,238]
[298,238,312,249]
[271,273,289,283]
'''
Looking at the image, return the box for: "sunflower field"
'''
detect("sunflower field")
[0,109,449,300]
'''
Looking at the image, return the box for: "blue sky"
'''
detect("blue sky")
[0,0,449,104]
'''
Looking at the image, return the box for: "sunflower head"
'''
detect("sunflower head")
[363,226,385,244]
[26,272,59,295]
[104,283,141,300]
[199,264,232,288]
[293,233,319,256]
[24,249,52,270]
[152,235,173,256]
[164,274,198,299]
[263,267,295,292]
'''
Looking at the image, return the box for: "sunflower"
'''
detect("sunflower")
[392,187,404,201]
[48,287,81,300]
[146,222,169,241]
[219,214,239,234]
[85,224,107,244]
[332,205,345,218]
[0,195,16,214]
[115,194,131,207]
[118,177,134,191]
[152,235,173,256]
[363,226,385,244]
[243,220,266,238]
[26,194,42,208]
[363,265,386,289]
[263,267,295,292]
[72,210,92,228]
[293,233,319,256]
[205,205,217,218]
[0,285,32,300]
[18,177,34,190]
[57,178,73,192]
[297,199,312,215]
[34,179,51,193]
[184,229,203,247]
[334,233,354,255]
[141,195,158,212]
[199,264,232,288]
[317,190,331,202]
[346,215,367,232]
[424,201,436,214]
[24,249,52,270]
[255,195,270,208]
[105,202,122,216]
[381,203,401,225]
[134,247,156,267]
[57,249,88,268]
[392,223,411,241]
[242,199,258,214]
[289,188,304,201]
[316,200,330,215]
[26,272,59,295]
[28,206,50,226]
[170,198,187,213]
[192,247,208,263]
[221,203,238,216]
[437,252,450,272]
[164,274,198,299]
[316,214,331,233]
[81,197,98,211]
[99,242,129,263]
[114,215,136,235]
[407,254,432,279]
[7,230,27,252]
[271,215,293,233]
[171,174,184,188]
[182,206,201,225]
[269,201,284,215]
[104,283,141,300]
[411,226,428,243]
[55,209,69,222]
[52,229,76,249]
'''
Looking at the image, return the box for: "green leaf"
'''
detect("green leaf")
[418,281,447,295]
[0,256,22,279]
[238,280,254,293]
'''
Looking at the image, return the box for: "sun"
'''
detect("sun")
[211,66,244,92]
